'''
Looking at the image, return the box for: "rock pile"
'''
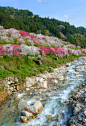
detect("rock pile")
[4,77,19,91]
[20,101,43,123]
[75,63,86,73]
[25,66,66,89]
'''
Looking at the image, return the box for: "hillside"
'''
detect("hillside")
[0,6,86,48]
[0,27,86,82]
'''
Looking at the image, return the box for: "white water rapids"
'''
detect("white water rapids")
[0,58,86,126]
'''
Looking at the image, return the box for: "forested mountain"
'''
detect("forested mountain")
[0,6,86,48]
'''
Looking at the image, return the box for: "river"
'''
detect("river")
[0,57,86,126]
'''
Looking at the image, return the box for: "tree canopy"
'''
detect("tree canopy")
[0,6,86,48]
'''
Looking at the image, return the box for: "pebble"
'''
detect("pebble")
[20,116,28,123]
[23,98,29,101]
[31,96,36,99]
[29,92,32,95]
[64,81,69,84]
[65,100,69,104]
[46,115,52,119]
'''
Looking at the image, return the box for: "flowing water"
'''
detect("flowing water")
[0,58,86,126]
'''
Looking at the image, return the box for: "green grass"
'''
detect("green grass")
[2,85,5,89]
[0,88,2,91]
[0,54,85,83]
[0,85,5,92]
[67,47,81,50]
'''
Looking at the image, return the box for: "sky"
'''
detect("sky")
[0,0,86,28]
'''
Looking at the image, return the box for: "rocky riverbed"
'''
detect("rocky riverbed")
[67,57,86,126]
[0,57,86,126]
[67,81,86,126]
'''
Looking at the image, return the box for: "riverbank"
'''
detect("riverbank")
[0,55,84,107]
[0,56,86,107]
[67,81,86,126]
[0,89,12,106]
[0,57,86,125]
[67,58,86,126]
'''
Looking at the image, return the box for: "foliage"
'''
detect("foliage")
[0,54,85,80]
[0,6,86,47]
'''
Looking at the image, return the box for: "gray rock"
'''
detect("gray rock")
[25,101,43,115]
[1,66,5,70]
[68,83,86,125]
[53,57,58,60]
[21,110,34,120]
[5,84,9,90]
[66,62,71,67]
[34,60,42,65]
[6,81,11,85]
[38,81,47,89]
[9,87,14,91]
[26,77,34,87]
[20,116,27,123]
[15,78,18,83]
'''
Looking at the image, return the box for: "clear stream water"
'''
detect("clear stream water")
[0,58,86,126]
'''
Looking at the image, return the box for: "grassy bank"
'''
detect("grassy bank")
[0,53,86,91]
[0,54,85,80]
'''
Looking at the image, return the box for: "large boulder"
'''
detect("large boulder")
[20,116,28,123]
[34,101,43,113]
[38,81,47,89]
[25,101,43,115]
[35,77,44,84]
[21,110,35,120]
[26,77,34,87]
